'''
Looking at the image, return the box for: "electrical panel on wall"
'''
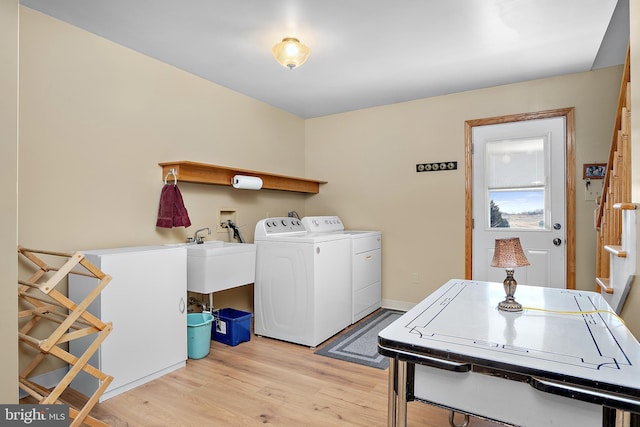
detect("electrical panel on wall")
[416,161,457,172]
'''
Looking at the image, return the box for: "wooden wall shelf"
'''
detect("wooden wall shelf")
[159,161,326,194]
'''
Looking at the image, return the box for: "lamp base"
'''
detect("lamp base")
[498,269,523,312]
[498,298,523,312]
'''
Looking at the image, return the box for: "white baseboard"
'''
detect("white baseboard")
[382,299,416,312]
[18,367,69,399]
[97,361,186,402]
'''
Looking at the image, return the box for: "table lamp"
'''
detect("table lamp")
[491,237,530,312]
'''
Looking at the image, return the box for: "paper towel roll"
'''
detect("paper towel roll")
[232,175,263,190]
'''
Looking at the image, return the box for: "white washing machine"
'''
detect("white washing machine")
[254,217,352,347]
[301,216,382,323]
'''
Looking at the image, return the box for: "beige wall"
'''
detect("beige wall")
[0,0,19,404]
[19,8,307,248]
[306,66,623,308]
[18,7,307,375]
[19,6,307,267]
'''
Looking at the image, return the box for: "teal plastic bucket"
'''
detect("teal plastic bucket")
[187,312,214,359]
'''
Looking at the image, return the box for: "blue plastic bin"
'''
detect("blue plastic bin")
[212,308,252,346]
[187,312,214,359]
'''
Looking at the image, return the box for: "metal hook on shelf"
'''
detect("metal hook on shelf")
[164,168,178,185]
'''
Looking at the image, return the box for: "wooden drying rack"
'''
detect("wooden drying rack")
[159,161,326,194]
[18,246,113,427]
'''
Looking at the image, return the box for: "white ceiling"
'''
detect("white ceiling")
[20,0,629,118]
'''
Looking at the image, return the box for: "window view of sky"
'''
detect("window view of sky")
[489,189,544,214]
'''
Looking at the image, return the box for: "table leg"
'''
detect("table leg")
[602,408,640,427]
[602,407,615,426]
[396,359,408,427]
[388,357,397,427]
[617,410,640,427]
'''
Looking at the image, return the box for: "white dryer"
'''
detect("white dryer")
[254,217,351,347]
[301,216,382,323]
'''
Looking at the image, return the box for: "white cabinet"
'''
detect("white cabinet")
[69,245,187,401]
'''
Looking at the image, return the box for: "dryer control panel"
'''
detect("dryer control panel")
[301,216,344,233]
[255,217,305,238]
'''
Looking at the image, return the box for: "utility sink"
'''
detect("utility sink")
[184,241,256,294]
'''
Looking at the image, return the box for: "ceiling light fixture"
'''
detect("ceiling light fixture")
[272,37,310,70]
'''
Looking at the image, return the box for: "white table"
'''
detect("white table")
[378,279,640,427]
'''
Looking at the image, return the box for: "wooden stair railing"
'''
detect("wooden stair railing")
[595,44,631,293]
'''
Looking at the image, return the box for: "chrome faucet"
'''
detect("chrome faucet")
[191,227,211,244]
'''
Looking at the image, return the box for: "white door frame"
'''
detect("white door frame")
[464,108,576,289]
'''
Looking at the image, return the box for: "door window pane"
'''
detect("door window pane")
[485,137,548,230]
[489,189,545,229]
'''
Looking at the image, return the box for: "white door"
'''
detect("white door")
[472,117,566,288]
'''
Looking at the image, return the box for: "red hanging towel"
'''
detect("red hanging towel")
[155,184,191,228]
[156,184,176,228]
[171,185,191,228]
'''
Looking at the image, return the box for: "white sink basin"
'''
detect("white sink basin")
[184,241,256,294]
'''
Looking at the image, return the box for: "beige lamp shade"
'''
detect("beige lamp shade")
[491,237,530,268]
[272,37,310,70]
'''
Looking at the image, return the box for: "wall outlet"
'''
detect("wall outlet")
[411,272,420,284]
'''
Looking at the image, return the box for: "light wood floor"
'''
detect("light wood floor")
[55,319,503,426]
